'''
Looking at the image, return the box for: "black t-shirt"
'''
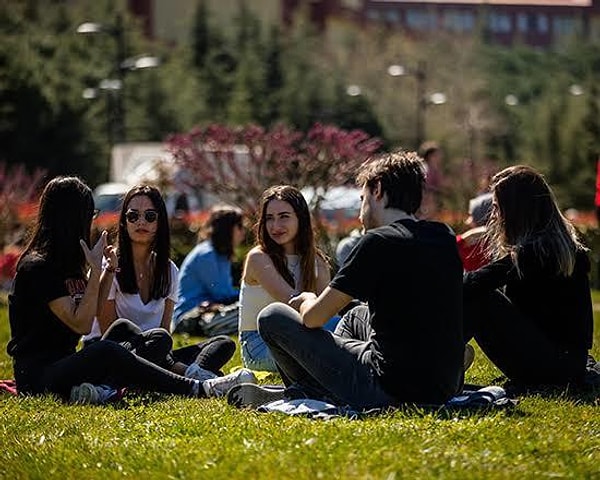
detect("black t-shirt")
[331,218,464,404]
[463,246,593,353]
[7,254,85,368]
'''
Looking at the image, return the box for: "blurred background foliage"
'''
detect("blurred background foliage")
[1,0,600,213]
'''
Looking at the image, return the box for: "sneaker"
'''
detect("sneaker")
[70,383,118,405]
[202,368,257,397]
[227,383,288,409]
[185,363,218,382]
[464,344,475,372]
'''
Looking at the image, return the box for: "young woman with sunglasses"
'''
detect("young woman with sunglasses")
[7,177,254,403]
[92,185,244,382]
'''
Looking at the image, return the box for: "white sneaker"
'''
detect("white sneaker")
[70,383,118,405]
[185,363,217,382]
[202,368,257,397]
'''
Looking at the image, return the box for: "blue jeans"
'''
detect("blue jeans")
[257,303,397,410]
[239,330,278,372]
[240,315,342,373]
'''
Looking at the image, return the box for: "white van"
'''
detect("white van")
[93,182,207,219]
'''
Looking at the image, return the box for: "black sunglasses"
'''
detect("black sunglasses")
[125,209,158,224]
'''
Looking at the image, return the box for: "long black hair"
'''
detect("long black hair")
[19,176,94,277]
[116,185,171,299]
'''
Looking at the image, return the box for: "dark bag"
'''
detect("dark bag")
[175,302,239,337]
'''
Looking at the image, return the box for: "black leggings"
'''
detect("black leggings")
[464,289,587,385]
[19,340,198,398]
[102,318,235,374]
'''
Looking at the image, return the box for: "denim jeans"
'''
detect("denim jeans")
[257,302,397,410]
[239,330,278,372]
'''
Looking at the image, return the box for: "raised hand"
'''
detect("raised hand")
[80,230,108,273]
[103,243,118,272]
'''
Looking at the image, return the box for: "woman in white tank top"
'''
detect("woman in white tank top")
[239,185,331,372]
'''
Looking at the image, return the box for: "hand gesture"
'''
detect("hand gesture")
[80,230,107,273]
[103,243,118,272]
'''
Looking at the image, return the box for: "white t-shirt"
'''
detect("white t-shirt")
[85,260,179,339]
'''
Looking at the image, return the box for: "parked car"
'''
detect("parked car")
[92,182,210,232]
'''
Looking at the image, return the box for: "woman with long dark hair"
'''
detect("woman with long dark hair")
[7,177,254,403]
[464,165,594,386]
[238,185,331,372]
[92,186,239,379]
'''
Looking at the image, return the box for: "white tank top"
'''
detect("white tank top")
[238,254,301,332]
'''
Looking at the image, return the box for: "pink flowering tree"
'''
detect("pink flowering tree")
[0,163,46,246]
[166,123,382,218]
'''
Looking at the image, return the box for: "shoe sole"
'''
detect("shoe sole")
[227,383,286,409]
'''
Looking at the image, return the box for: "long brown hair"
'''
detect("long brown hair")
[255,185,326,292]
[486,165,586,276]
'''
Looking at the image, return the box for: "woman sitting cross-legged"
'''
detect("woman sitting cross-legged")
[239,185,332,372]
[89,185,243,382]
[7,176,255,404]
[463,165,595,388]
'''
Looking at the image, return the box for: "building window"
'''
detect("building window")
[385,9,400,24]
[367,9,381,22]
[406,10,436,31]
[537,14,549,33]
[488,13,511,33]
[517,13,528,33]
[443,11,475,32]
[553,16,579,37]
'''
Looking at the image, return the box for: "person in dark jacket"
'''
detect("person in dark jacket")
[463,165,594,386]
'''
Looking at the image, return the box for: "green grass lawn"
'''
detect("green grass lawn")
[0,296,599,479]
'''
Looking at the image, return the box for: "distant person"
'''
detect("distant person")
[173,205,245,336]
[89,185,237,380]
[238,185,331,372]
[463,165,594,387]
[7,176,255,404]
[417,141,444,220]
[335,228,364,269]
[456,192,493,272]
[228,152,465,409]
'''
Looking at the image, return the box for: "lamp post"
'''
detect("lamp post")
[77,14,160,146]
[388,61,446,147]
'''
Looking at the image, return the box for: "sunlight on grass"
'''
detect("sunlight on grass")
[0,300,599,479]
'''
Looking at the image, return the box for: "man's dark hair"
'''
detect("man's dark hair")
[356,151,426,214]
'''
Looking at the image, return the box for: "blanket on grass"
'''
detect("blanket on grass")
[255,385,518,420]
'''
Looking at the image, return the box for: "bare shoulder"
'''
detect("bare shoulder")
[246,246,269,264]
[243,247,274,284]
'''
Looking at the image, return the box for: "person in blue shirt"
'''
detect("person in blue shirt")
[173,206,245,333]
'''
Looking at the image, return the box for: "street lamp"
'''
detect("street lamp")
[77,14,160,146]
[388,61,446,147]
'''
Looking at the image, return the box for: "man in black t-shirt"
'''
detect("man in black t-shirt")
[228,152,464,409]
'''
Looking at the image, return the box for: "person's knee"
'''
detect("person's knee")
[145,328,173,351]
[87,340,136,365]
[257,302,296,341]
